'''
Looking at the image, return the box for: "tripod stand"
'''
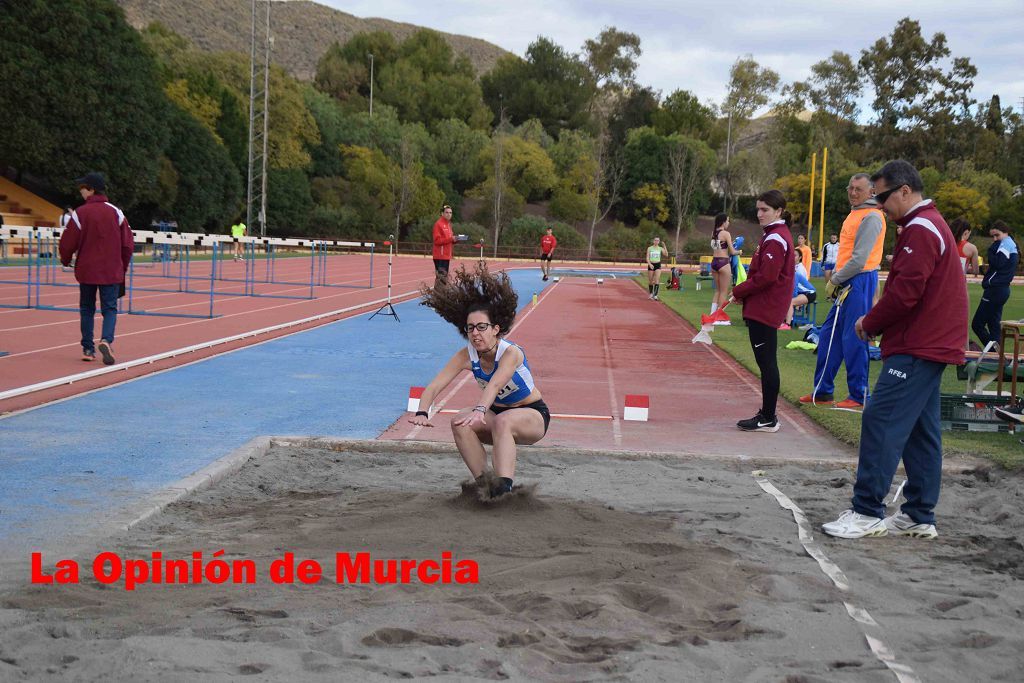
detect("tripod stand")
[370,236,399,322]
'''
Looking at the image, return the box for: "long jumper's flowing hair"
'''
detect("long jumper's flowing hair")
[420,264,518,339]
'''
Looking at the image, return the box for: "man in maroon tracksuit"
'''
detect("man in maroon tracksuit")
[823,160,968,540]
[731,189,795,433]
[59,172,134,366]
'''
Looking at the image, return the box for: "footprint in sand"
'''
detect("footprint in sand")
[361,627,465,647]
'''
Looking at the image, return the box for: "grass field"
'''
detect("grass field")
[645,273,1024,470]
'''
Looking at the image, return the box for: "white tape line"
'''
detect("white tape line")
[755,478,850,591]
[754,473,921,683]
[865,634,922,683]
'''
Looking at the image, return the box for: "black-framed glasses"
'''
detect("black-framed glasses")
[464,322,495,333]
[873,185,905,204]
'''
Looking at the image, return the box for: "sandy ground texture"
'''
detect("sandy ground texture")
[0,442,1022,682]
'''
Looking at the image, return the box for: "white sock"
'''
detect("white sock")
[711,303,718,314]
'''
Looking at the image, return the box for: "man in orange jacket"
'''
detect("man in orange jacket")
[801,173,886,409]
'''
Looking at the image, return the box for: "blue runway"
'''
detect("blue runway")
[0,269,550,552]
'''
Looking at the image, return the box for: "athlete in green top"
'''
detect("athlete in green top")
[231,221,246,261]
[646,237,668,300]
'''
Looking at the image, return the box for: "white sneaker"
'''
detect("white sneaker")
[648,294,654,299]
[653,295,660,300]
[884,512,938,539]
[822,510,887,539]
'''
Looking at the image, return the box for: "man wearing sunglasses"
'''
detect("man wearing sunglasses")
[823,160,967,540]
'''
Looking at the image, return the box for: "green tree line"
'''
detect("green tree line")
[1,2,1020,255]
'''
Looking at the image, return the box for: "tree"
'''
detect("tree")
[431,119,490,193]
[480,37,596,136]
[584,129,625,259]
[934,181,989,228]
[632,183,670,223]
[651,90,715,139]
[583,27,642,91]
[666,136,716,258]
[478,136,557,202]
[0,0,171,214]
[720,56,779,209]
[774,173,813,225]
[984,95,1005,136]
[797,51,862,120]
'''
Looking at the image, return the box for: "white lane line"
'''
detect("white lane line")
[753,472,920,683]
[404,280,561,440]
[0,289,421,405]
[596,283,623,447]
[0,271,430,361]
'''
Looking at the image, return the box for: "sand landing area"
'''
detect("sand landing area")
[1,441,1022,681]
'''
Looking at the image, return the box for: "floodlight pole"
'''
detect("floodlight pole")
[368,53,374,118]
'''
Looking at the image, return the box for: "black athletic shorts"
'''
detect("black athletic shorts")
[648,263,662,271]
[433,259,450,274]
[540,253,553,261]
[804,291,817,304]
[490,399,551,435]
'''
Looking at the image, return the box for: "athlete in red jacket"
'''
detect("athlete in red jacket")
[731,190,795,433]
[58,172,133,366]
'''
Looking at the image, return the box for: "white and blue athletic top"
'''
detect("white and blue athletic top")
[469,338,536,406]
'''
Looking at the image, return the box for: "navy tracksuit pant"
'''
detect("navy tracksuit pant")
[812,271,877,403]
[972,285,1009,347]
[852,354,946,524]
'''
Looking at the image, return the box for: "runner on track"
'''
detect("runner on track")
[646,237,668,300]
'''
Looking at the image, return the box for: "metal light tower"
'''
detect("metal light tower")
[247,0,274,238]
[368,53,374,117]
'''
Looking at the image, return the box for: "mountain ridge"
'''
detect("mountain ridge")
[115,0,512,80]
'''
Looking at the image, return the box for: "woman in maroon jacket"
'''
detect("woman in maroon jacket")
[731,190,795,432]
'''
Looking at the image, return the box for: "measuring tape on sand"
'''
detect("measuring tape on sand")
[751,470,921,683]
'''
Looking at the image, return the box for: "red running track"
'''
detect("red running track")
[380,277,851,460]
[0,254,446,413]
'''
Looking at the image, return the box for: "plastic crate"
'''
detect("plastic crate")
[940,393,1013,432]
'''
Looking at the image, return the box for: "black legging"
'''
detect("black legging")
[972,286,1010,346]
[747,319,780,420]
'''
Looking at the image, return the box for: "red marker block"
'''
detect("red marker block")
[408,387,425,413]
[623,394,649,422]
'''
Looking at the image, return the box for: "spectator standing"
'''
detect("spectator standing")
[58,172,133,366]
[796,233,812,275]
[953,218,980,275]
[731,190,795,433]
[821,233,840,280]
[433,204,456,288]
[645,237,668,300]
[822,159,967,540]
[972,220,1018,348]
[802,173,886,409]
[230,220,246,261]
[708,213,735,323]
[539,227,557,281]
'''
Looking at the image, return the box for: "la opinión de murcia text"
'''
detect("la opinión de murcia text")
[31,551,479,591]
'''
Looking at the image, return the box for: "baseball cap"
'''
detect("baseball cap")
[74,172,106,192]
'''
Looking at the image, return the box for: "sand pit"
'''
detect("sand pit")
[1,442,1023,681]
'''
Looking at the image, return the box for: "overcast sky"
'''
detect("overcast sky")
[318,0,1024,118]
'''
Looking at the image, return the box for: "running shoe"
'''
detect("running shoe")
[821,509,887,538]
[736,412,779,432]
[97,340,115,366]
[995,404,1024,424]
[883,512,938,539]
[778,323,791,331]
[799,393,834,404]
[834,398,864,410]
[652,295,660,301]
[82,349,95,362]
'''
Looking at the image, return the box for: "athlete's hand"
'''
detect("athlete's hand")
[408,414,434,427]
[452,410,486,428]
[854,315,874,341]
[826,280,846,301]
